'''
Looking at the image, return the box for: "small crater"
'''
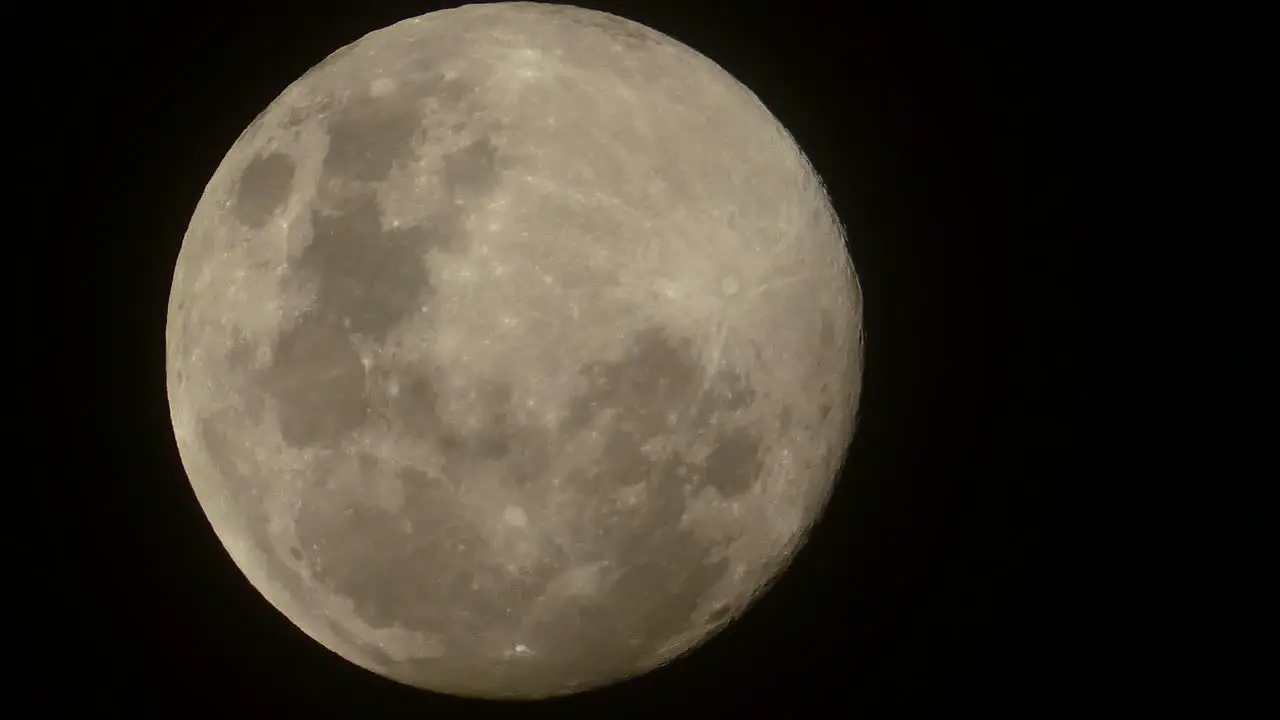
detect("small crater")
[233,152,296,228]
[564,325,704,440]
[778,406,793,434]
[289,546,303,562]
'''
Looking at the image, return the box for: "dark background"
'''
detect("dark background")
[51,0,1076,715]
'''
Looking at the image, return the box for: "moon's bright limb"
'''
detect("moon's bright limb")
[166,2,863,699]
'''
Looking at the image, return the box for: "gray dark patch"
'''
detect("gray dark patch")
[289,546,303,561]
[259,313,367,448]
[294,465,567,649]
[233,152,295,228]
[225,337,254,371]
[442,136,504,201]
[295,73,510,347]
[322,94,423,182]
[512,324,735,682]
[442,379,516,460]
[386,372,443,439]
[297,191,435,342]
[699,432,764,498]
[564,326,704,441]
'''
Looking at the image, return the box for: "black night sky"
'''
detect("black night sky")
[54,1,1077,715]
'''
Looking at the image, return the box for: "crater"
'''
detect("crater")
[232,152,295,228]
[441,136,505,202]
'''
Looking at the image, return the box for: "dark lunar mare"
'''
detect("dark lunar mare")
[232,152,295,228]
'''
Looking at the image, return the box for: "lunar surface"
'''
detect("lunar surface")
[166,2,862,699]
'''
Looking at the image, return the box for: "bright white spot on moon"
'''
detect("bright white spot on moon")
[721,276,740,296]
[369,77,397,97]
[502,505,529,527]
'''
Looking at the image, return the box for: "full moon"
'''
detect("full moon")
[166,2,863,699]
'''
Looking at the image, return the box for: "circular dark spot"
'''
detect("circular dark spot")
[289,546,303,561]
[233,152,295,228]
[700,432,764,498]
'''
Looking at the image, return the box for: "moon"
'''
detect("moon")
[166,2,863,699]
